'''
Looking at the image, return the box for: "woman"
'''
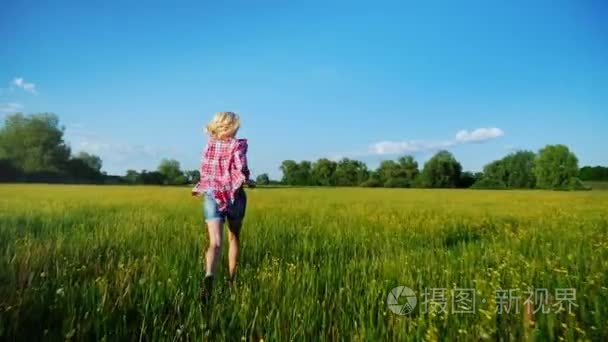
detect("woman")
[191,111,254,302]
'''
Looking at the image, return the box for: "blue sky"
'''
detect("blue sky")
[1,0,606,178]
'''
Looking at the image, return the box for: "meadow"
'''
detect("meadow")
[0,184,607,341]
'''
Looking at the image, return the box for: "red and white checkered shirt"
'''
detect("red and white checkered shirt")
[192,137,250,212]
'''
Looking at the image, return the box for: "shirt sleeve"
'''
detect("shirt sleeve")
[199,147,206,177]
[233,140,250,180]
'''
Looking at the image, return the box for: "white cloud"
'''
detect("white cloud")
[455,127,504,143]
[64,125,184,174]
[368,127,504,156]
[12,77,37,94]
[370,140,455,155]
[76,140,162,160]
[0,102,23,113]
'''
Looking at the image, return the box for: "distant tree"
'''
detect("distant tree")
[311,158,337,186]
[579,166,608,181]
[268,179,282,185]
[534,144,579,189]
[73,152,103,173]
[158,159,185,185]
[396,155,419,187]
[375,156,419,188]
[102,174,124,185]
[333,158,369,186]
[256,173,270,185]
[479,159,508,188]
[297,161,312,185]
[504,151,536,188]
[140,170,165,185]
[376,160,400,186]
[280,160,311,185]
[0,159,21,182]
[474,151,536,189]
[0,113,71,173]
[471,177,505,189]
[174,174,187,185]
[184,170,200,184]
[420,150,462,188]
[65,157,101,182]
[411,173,425,188]
[125,169,140,184]
[361,172,382,187]
[280,160,298,185]
[458,171,478,188]
[383,177,411,188]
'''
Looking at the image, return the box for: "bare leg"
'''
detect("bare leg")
[205,219,223,276]
[227,219,242,281]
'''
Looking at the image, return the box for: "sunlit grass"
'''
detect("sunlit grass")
[1,184,607,340]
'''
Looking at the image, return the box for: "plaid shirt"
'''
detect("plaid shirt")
[192,137,250,212]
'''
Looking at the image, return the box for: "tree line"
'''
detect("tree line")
[579,166,608,182]
[0,113,198,185]
[1,113,606,189]
[122,160,200,185]
[274,145,586,190]
[0,113,104,183]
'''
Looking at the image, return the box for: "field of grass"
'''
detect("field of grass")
[1,184,607,340]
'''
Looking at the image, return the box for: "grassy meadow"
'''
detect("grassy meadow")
[1,184,607,340]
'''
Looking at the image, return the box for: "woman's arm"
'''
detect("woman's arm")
[191,146,207,196]
[233,139,251,181]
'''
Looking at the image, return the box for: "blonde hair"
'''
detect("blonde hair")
[205,111,240,139]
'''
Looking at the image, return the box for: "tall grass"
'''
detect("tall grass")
[1,185,607,340]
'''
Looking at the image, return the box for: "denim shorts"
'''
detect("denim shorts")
[202,188,247,222]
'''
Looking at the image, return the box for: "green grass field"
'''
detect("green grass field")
[1,185,607,340]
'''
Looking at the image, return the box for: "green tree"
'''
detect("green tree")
[396,155,419,187]
[420,150,462,188]
[376,160,400,186]
[73,152,102,173]
[361,172,382,187]
[280,160,298,185]
[579,166,608,181]
[158,159,185,185]
[333,158,368,186]
[0,159,22,182]
[474,151,536,189]
[504,151,536,188]
[0,113,71,173]
[124,170,141,184]
[280,160,312,185]
[311,158,337,186]
[296,161,312,185]
[66,153,103,182]
[479,159,508,188]
[375,156,419,188]
[140,170,165,185]
[534,144,579,189]
[458,171,478,188]
[256,173,270,185]
[383,177,411,188]
[184,170,200,184]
